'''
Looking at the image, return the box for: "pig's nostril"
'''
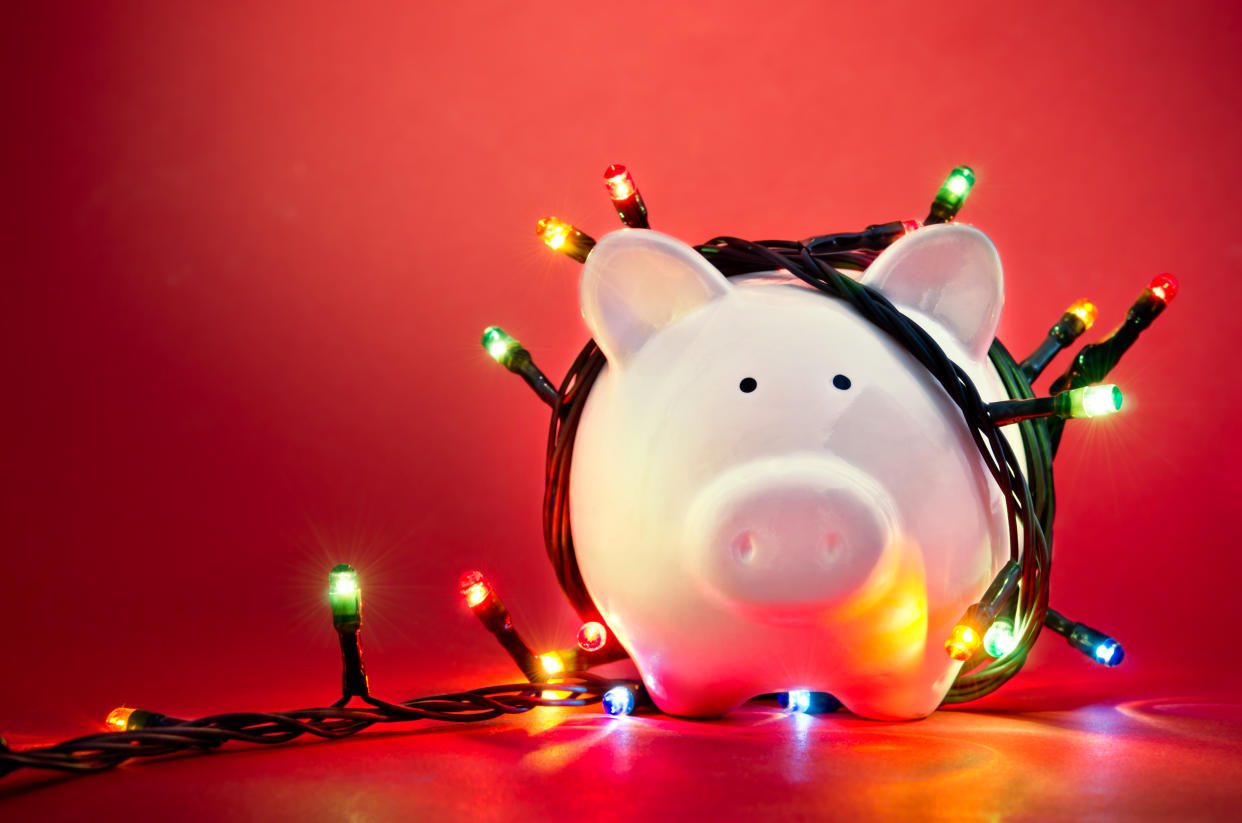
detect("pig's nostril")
[732,531,758,565]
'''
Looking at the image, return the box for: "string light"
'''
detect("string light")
[1046,609,1124,667]
[776,691,842,714]
[536,216,596,262]
[459,570,491,608]
[1068,299,1099,328]
[480,326,559,406]
[784,690,812,713]
[945,561,1022,661]
[988,384,1123,426]
[458,570,541,681]
[329,564,361,631]
[329,564,368,698]
[983,618,1019,658]
[105,707,134,733]
[604,164,649,228]
[925,165,975,224]
[539,652,566,676]
[1019,298,1098,381]
[1148,273,1178,305]
[577,621,607,652]
[945,624,981,661]
[602,685,637,716]
[104,708,183,732]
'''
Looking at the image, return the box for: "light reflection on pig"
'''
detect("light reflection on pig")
[570,224,1025,720]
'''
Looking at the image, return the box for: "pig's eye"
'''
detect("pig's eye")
[739,377,758,393]
[832,374,852,390]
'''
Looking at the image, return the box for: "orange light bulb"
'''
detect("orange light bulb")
[105,707,135,732]
[1067,299,1098,329]
[945,625,980,661]
[539,652,565,676]
[536,217,570,251]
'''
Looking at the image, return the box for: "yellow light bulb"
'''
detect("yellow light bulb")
[539,652,565,676]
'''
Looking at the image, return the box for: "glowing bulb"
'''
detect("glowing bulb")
[1148,273,1178,305]
[983,618,1018,658]
[539,652,565,676]
[576,621,607,652]
[1094,639,1124,666]
[458,570,491,609]
[481,326,518,365]
[604,164,636,201]
[945,624,979,661]
[939,166,975,204]
[329,566,357,595]
[1082,384,1123,417]
[536,217,571,251]
[602,686,636,716]
[901,219,921,235]
[785,690,812,714]
[106,707,135,733]
[1067,299,1098,330]
[328,564,362,629]
[534,216,596,261]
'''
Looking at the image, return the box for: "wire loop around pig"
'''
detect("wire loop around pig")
[543,237,1055,704]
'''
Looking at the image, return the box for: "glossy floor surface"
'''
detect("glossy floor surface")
[4,677,1240,821]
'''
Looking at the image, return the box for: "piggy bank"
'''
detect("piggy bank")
[569,223,1024,720]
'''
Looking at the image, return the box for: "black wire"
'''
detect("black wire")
[0,674,634,777]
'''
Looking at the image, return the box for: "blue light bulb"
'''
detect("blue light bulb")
[785,690,812,714]
[1094,639,1124,666]
[602,686,635,716]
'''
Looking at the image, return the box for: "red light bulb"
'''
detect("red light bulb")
[458,570,491,608]
[1148,273,1178,305]
[604,164,636,201]
[901,219,921,236]
[577,621,607,652]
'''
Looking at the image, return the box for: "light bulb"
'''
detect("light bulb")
[577,621,607,652]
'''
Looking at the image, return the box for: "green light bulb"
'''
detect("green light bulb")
[329,563,361,629]
[1062,384,1123,418]
[983,618,1018,658]
[938,166,976,208]
[482,326,519,367]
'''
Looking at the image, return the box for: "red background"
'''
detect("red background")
[5,1,1242,818]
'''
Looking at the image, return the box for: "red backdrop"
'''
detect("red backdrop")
[5,0,1242,816]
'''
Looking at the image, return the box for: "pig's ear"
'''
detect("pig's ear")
[580,229,732,365]
[860,224,1003,360]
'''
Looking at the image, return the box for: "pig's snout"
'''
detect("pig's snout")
[685,456,899,620]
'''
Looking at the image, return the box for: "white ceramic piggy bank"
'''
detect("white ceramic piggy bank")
[569,223,1024,720]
